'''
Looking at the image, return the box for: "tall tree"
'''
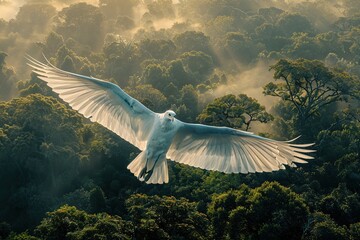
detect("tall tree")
[264,58,358,134]
[197,94,273,131]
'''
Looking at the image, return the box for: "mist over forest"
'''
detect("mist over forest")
[0,0,360,239]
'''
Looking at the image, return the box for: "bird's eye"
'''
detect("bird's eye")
[168,113,171,116]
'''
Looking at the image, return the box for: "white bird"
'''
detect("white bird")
[27,56,315,184]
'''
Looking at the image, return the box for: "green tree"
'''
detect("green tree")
[126,84,168,112]
[104,41,140,87]
[55,3,104,49]
[197,94,244,128]
[10,3,56,37]
[179,51,214,84]
[167,59,191,88]
[173,31,212,55]
[208,182,309,240]
[126,194,211,240]
[264,58,357,135]
[0,94,84,230]
[275,12,313,37]
[335,153,360,193]
[138,39,176,60]
[197,94,273,130]
[18,72,55,98]
[349,222,360,240]
[180,84,199,120]
[255,23,291,52]
[8,231,40,240]
[242,14,266,34]
[303,212,349,240]
[317,110,360,162]
[43,32,64,57]
[288,33,320,59]
[237,94,273,130]
[318,183,360,225]
[35,205,133,240]
[247,182,309,239]
[340,27,360,62]
[207,185,250,240]
[221,32,263,65]
[142,64,169,91]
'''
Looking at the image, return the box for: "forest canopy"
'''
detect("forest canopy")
[0,0,360,239]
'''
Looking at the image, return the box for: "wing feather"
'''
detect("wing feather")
[167,122,315,174]
[27,55,157,150]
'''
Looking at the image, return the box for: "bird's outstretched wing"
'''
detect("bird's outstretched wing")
[167,122,315,173]
[27,55,157,150]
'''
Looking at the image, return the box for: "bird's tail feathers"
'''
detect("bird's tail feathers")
[127,152,169,184]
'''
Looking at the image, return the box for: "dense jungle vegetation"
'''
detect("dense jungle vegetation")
[0,0,360,239]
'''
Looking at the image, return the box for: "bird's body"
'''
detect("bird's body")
[27,56,315,184]
[148,112,178,152]
[129,112,179,183]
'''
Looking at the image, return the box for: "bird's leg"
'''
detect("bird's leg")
[142,154,162,182]
[138,166,147,180]
[138,155,150,180]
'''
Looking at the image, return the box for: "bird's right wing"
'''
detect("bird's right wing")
[27,55,157,150]
[167,122,315,173]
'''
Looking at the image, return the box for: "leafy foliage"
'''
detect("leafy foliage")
[198,94,273,130]
[126,194,211,240]
[35,205,133,240]
[0,0,360,239]
[55,3,104,49]
[208,182,309,239]
[264,58,358,136]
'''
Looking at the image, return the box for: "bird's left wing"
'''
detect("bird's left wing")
[27,55,157,151]
[167,122,315,173]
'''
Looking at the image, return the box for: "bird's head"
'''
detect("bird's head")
[164,110,176,121]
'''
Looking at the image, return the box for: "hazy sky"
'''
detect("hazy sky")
[0,0,99,21]
[0,0,26,20]
[0,0,327,21]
